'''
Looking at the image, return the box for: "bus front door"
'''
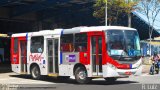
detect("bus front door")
[47,38,59,74]
[91,36,102,76]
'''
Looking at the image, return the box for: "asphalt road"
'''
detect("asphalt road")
[0,72,160,90]
[0,64,160,90]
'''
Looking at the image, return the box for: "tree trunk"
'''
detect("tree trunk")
[149,25,152,56]
[128,13,131,27]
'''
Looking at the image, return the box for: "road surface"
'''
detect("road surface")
[0,72,160,90]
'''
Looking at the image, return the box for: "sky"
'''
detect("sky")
[133,11,160,30]
[133,1,160,33]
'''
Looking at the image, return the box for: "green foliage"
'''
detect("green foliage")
[120,0,139,13]
[93,0,106,19]
[93,0,139,25]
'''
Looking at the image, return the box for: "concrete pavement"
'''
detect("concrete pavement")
[142,65,150,74]
[0,72,160,90]
[0,64,160,90]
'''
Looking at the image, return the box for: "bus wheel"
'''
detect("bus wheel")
[104,77,117,83]
[75,67,91,84]
[31,65,41,80]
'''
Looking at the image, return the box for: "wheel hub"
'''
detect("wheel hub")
[32,67,39,77]
[78,71,86,80]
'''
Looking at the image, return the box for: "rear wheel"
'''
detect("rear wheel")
[156,70,159,74]
[31,65,41,80]
[155,64,159,74]
[75,67,91,84]
[155,68,159,74]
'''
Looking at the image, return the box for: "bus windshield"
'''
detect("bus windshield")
[106,30,141,58]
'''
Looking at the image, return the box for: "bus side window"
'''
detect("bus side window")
[30,36,44,53]
[60,34,74,52]
[75,33,87,52]
[14,38,18,53]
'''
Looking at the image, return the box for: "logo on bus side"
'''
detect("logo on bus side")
[29,54,44,61]
[66,55,76,62]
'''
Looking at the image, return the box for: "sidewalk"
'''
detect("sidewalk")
[142,56,151,74]
[142,64,150,74]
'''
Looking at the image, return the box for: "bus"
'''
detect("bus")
[11,26,142,84]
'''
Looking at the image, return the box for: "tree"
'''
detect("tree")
[93,0,122,25]
[119,0,139,27]
[93,0,139,27]
[137,0,160,55]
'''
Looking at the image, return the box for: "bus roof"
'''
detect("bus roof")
[12,26,136,37]
[12,33,27,37]
[12,29,62,37]
[63,26,137,34]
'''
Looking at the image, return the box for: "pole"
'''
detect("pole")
[149,34,152,56]
[105,0,107,26]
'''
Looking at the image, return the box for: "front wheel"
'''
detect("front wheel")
[31,65,41,80]
[75,67,91,84]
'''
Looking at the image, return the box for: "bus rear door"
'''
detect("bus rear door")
[11,37,27,74]
[20,40,27,73]
[47,38,59,75]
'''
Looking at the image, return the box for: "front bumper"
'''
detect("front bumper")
[103,65,142,77]
[103,59,142,77]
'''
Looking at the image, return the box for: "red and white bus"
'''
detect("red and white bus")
[11,26,142,84]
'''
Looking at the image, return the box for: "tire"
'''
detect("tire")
[104,77,117,83]
[31,65,41,80]
[155,67,159,74]
[75,67,91,84]
[150,65,154,75]
[155,64,159,74]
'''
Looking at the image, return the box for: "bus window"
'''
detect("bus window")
[60,34,74,52]
[14,38,18,53]
[75,33,87,52]
[106,30,141,57]
[30,36,44,53]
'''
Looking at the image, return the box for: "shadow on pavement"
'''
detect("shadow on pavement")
[87,80,138,85]
[0,63,12,73]
[9,75,138,85]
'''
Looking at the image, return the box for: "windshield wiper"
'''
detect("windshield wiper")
[118,50,125,61]
[118,37,126,61]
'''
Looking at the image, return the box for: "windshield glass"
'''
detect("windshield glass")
[106,30,141,57]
